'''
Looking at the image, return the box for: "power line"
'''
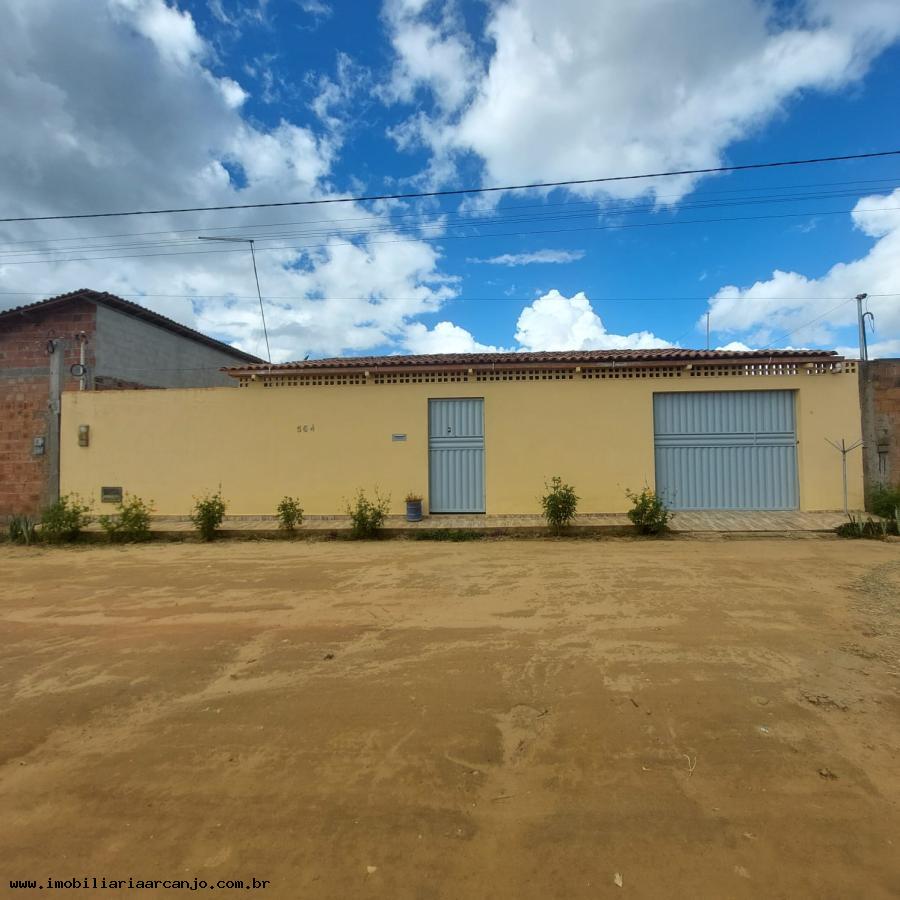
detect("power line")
[768,299,857,346]
[2,181,895,258]
[3,174,897,251]
[3,175,898,252]
[2,149,899,224]
[3,203,898,268]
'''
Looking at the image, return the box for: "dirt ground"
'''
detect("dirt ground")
[1,537,898,899]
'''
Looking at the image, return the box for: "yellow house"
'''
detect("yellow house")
[60,348,864,516]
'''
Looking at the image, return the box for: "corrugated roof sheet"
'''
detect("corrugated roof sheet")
[224,347,841,373]
[0,288,264,363]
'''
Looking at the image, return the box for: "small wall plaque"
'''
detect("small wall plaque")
[101,486,123,504]
[391,433,407,442]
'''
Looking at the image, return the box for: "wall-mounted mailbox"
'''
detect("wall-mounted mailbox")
[78,424,90,447]
[101,486,123,504]
[32,436,45,457]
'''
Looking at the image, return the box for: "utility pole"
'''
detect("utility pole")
[705,311,710,351]
[198,236,271,365]
[47,338,62,507]
[855,293,868,361]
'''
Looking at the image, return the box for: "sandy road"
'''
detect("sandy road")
[1,537,898,898]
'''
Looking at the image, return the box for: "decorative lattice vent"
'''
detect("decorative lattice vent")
[582,366,683,379]
[801,361,857,375]
[474,369,574,382]
[258,373,367,388]
[689,363,799,377]
[373,371,466,384]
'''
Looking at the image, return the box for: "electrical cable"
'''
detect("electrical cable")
[3,174,898,260]
[2,149,899,223]
[3,204,899,267]
[1,183,894,259]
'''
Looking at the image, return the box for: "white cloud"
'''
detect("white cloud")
[298,0,332,17]
[384,0,900,201]
[216,76,249,108]
[836,338,900,358]
[705,188,900,354]
[515,290,672,352]
[716,341,754,352]
[380,0,480,114]
[404,321,504,354]
[401,289,673,353]
[0,0,456,361]
[110,0,206,69]
[311,52,370,140]
[207,0,271,29]
[468,249,585,266]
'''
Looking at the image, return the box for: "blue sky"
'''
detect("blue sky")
[1,0,899,360]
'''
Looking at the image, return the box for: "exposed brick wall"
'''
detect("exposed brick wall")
[0,300,97,519]
[2,296,250,519]
[859,359,900,501]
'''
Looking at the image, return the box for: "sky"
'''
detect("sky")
[1,0,900,362]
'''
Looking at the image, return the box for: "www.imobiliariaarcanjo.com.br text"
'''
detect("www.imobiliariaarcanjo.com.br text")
[9,876,271,891]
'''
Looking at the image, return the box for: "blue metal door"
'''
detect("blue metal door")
[654,391,799,510]
[429,399,485,513]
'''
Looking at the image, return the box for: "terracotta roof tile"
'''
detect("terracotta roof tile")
[224,347,841,373]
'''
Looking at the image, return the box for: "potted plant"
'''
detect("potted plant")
[405,492,424,522]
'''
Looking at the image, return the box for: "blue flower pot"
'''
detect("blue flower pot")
[406,499,423,522]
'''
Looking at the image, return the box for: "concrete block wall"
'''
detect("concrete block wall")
[94,305,247,388]
[859,358,900,500]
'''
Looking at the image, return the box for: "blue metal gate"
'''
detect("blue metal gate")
[653,391,799,510]
[428,398,485,513]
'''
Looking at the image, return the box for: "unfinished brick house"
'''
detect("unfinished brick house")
[0,289,262,519]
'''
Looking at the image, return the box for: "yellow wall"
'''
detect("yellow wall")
[60,371,864,516]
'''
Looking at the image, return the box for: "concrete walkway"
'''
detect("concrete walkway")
[88,509,859,537]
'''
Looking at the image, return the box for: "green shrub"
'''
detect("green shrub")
[7,515,37,545]
[276,496,304,532]
[836,514,898,539]
[190,490,227,541]
[99,494,153,542]
[626,487,671,535]
[346,489,390,539]
[40,494,92,543]
[540,476,579,535]
[868,484,900,521]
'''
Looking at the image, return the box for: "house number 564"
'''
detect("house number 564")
[297,424,316,433]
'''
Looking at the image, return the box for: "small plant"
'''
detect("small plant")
[40,494,92,543]
[347,488,391,538]
[276,496,304,532]
[626,487,671,535]
[99,494,153,542]
[190,490,227,541]
[836,514,864,539]
[868,483,900,522]
[836,513,897,539]
[8,515,37,545]
[405,492,423,503]
[540,476,579,535]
